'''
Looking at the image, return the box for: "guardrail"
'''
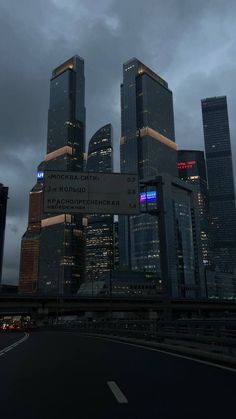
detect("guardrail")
[50,319,236,359]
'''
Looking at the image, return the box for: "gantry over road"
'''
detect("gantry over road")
[0,294,236,319]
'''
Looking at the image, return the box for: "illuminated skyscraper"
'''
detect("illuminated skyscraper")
[178,150,209,265]
[119,58,177,273]
[139,175,205,298]
[0,183,8,285]
[86,124,115,281]
[201,96,236,272]
[19,176,43,293]
[87,124,113,173]
[19,56,86,294]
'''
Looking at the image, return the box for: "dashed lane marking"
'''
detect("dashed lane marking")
[107,381,128,403]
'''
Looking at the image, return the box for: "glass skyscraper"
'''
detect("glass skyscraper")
[139,175,205,298]
[178,150,209,265]
[19,176,43,293]
[119,58,177,273]
[0,183,8,285]
[19,56,86,294]
[201,96,236,273]
[87,124,113,173]
[86,124,115,281]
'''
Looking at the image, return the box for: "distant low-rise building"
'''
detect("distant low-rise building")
[78,271,162,297]
[206,269,236,300]
[0,284,18,294]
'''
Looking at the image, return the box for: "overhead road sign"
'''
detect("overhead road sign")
[44,171,140,215]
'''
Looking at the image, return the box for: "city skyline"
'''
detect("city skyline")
[0,3,236,417]
[0,0,236,283]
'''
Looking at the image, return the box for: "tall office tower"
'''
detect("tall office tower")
[19,172,43,293]
[19,56,86,294]
[86,124,114,281]
[178,150,209,265]
[140,175,205,298]
[120,58,177,273]
[201,96,236,272]
[0,183,8,285]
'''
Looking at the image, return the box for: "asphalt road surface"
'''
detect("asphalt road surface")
[0,331,235,419]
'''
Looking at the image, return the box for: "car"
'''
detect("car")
[0,323,9,332]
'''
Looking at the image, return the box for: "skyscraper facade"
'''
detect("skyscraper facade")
[86,124,115,281]
[19,174,43,293]
[140,175,205,298]
[178,150,209,265]
[120,58,177,273]
[0,183,8,285]
[201,96,236,272]
[19,56,86,294]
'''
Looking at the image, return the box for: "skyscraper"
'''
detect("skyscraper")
[19,56,86,294]
[178,150,209,265]
[201,96,236,272]
[86,124,115,281]
[19,174,43,293]
[87,124,113,173]
[0,183,8,285]
[120,58,177,273]
[140,175,205,298]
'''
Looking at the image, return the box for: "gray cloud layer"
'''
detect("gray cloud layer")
[0,0,236,284]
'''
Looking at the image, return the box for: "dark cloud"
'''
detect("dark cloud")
[0,0,236,283]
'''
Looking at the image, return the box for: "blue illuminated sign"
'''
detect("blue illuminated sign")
[37,171,44,179]
[140,191,157,203]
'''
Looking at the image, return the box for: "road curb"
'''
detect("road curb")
[79,331,236,370]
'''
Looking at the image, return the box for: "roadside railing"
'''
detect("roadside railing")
[50,319,236,359]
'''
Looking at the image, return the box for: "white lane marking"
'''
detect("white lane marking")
[84,334,236,374]
[0,332,29,357]
[107,381,128,403]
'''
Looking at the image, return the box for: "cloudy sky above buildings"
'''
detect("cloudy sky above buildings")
[0,0,236,284]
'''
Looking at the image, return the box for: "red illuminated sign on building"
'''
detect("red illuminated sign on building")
[177,160,196,169]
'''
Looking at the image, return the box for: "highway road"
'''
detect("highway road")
[0,331,235,419]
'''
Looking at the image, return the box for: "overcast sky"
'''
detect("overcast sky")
[0,0,236,284]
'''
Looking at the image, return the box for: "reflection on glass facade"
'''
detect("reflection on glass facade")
[87,124,113,173]
[201,96,236,272]
[178,150,209,265]
[19,56,86,294]
[86,124,115,281]
[172,188,196,298]
[120,58,177,274]
[19,172,43,293]
[0,183,8,285]
[151,175,204,299]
